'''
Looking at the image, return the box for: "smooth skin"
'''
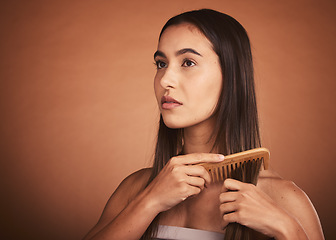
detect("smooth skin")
[83,24,324,240]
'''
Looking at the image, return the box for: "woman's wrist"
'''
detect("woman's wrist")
[134,185,162,216]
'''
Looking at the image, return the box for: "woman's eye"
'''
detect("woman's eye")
[155,61,167,69]
[182,60,196,67]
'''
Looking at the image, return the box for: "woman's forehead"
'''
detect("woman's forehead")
[157,23,214,56]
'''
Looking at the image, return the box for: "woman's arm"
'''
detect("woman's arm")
[83,153,224,240]
[83,168,157,240]
[269,179,324,240]
[219,177,324,240]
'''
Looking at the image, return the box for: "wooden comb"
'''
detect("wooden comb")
[197,148,270,182]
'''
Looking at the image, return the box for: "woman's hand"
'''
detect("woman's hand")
[219,178,308,239]
[145,153,224,213]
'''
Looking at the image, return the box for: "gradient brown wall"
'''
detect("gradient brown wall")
[1,0,335,239]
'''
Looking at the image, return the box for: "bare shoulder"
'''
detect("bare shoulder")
[258,170,324,239]
[257,170,310,207]
[116,168,152,198]
[97,168,152,225]
[83,168,152,239]
[110,168,152,206]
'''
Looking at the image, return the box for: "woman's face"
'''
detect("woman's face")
[154,23,222,129]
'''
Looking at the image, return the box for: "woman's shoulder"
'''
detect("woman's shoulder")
[115,167,153,201]
[83,168,154,239]
[92,168,153,227]
[121,167,152,186]
[258,170,324,238]
[257,169,308,204]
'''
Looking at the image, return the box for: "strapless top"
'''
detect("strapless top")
[153,225,225,240]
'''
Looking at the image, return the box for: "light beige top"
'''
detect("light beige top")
[153,225,224,240]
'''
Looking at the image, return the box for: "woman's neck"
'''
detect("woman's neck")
[182,116,217,154]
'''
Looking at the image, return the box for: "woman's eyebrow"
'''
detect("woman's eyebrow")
[154,50,166,59]
[154,48,202,59]
[176,48,202,57]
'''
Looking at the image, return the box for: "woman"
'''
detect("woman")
[83,9,324,240]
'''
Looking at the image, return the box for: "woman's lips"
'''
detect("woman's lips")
[161,96,182,110]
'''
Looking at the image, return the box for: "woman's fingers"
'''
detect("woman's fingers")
[219,191,240,219]
[222,178,247,192]
[178,183,202,201]
[219,179,278,234]
[172,153,224,165]
[151,153,226,210]
[185,175,206,189]
[222,211,239,224]
[220,201,238,214]
[219,191,239,203]
[183,165,211,185]
[167,153,227,186]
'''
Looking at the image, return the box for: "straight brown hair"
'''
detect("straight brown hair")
[141,9,261,240]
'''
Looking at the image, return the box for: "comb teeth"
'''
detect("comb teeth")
[206,158,262,182]
[197,148,270,183]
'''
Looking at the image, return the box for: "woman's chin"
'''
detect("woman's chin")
[162,119,196,129]
[163,122,183,129]
[162,119,186,129]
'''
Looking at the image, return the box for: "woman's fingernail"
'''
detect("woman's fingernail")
[218,154,225,160]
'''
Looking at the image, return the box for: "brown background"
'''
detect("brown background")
[0,0,335,239]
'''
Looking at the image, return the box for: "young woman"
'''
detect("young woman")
[83,9,324,240]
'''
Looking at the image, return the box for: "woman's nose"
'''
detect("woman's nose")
[159,67,177,89]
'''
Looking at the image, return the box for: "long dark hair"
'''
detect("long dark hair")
[141,9,261,239]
